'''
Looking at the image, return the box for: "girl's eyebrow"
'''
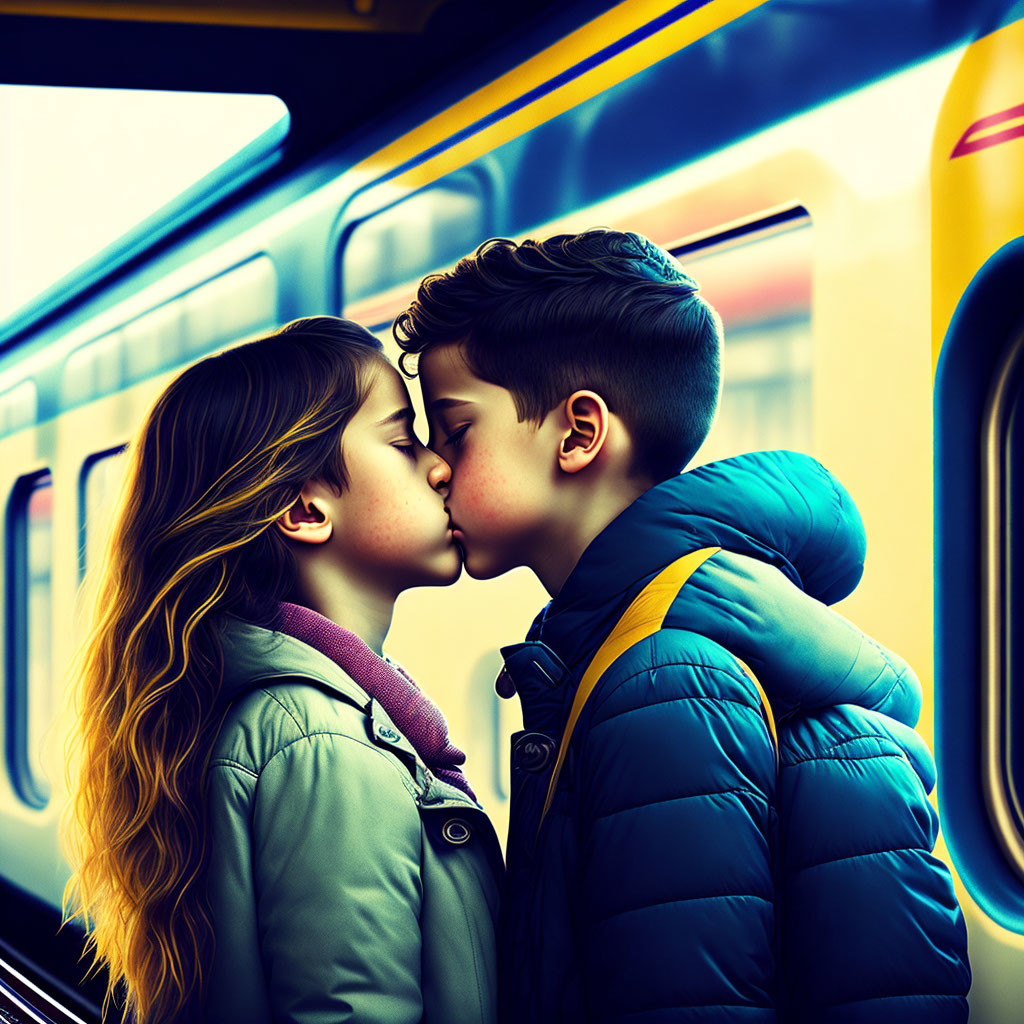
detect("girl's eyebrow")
[375,407,415,428]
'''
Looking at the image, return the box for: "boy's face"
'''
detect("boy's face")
[417,342,558,580]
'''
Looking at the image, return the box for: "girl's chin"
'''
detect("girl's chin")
[433,549,464,585]
[394,549,463,592]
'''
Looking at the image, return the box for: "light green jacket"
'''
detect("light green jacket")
[200,615,502,1024]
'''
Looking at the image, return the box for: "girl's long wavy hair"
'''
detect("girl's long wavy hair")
[61,316,385,1023]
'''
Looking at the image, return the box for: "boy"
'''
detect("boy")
[395,230,970,1022]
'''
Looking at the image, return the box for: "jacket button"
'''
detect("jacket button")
[512,732,555,773]
[376,725,400,742]
[494,666,516,698]
[442,818,471,845]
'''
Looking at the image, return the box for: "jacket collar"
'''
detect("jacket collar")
[217,612,372,711]
[519,450,866,683]
[215,614,483,811]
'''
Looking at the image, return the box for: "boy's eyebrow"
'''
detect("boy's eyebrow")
[375,407,415,428]
[429,398,473,413]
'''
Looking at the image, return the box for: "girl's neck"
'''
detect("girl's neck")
[287,571,395,656]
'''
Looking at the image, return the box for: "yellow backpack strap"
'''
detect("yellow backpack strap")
[538,546,778,834]
[733,654,778,754]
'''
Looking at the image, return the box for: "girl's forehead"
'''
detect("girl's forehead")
[362,359,411,411]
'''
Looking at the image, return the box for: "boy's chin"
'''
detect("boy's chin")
[460,546,511,582]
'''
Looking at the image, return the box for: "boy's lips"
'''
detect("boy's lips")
[444,508,465,543]
[444,508,463,539]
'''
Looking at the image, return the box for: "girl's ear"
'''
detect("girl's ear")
[276,488,333,544]
[557,390,610,474]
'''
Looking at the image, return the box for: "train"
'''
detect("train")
[2,0,1024,1019]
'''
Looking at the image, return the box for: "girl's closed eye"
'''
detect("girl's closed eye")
[444,424,469,449]
[392,439,419,459]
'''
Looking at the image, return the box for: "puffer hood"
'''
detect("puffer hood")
[530,449,922,742]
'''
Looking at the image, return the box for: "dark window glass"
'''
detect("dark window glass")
[5,471,53,808]
[982,324,1024,874]
[78,447,130,584]
[1006,378,1024,822]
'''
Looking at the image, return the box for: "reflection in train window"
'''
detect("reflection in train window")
[59,257,279,413]
[4,470,54,808]
[124,302,185,381]
[674,213,813,466]
[60,331,124,407]
[79,447,130,584]
[342,175,488,314]
[0,379,38,439]
[180,256,279,356]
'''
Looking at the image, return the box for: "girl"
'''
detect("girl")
[62,317,501,1024]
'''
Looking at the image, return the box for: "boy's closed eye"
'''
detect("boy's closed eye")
[443,424,469,449]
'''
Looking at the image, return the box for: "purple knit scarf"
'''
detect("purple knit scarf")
[272,601,477,802]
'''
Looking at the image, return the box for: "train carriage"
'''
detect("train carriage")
[1,0,1023,1019]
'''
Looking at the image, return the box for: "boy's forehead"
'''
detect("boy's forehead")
[418,343,479,399]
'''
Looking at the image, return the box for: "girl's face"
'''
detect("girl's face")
[299,361,461,594]
[337,361,461,590]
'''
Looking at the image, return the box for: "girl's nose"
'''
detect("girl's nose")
[427,449,452,490]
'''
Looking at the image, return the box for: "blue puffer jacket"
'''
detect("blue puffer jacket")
[497,450,970,1023]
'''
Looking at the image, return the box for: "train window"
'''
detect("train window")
[0,380,37,438]
[60,330,123,407]
[4,470,54,808]
[341,176,488,315]
[180,257,279,354]
[78,447,130,584]
[1,86,289,327]
[672,210,813,466]
[124,301,185,381]
[59,257,278,413]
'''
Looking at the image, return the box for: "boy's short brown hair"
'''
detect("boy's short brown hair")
[394,228,722,482]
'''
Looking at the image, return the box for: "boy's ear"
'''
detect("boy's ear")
[275,486,333,544]
[557,390,610,474]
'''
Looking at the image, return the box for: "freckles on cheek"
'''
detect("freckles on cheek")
[350,490,408,558]
[456,458,524,527]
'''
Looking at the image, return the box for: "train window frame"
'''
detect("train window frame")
[78,446,130,585]
[665,204,814,467]
[57,255,280,415]
[0,380,38,440]
[981,319,1024,878]
[336,168,495,320]
[935,235,1024,933]
[4,469,54,810]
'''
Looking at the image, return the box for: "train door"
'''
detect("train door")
[933,11,1024,1020]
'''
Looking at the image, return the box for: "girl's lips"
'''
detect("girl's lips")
[444,508,463,541]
